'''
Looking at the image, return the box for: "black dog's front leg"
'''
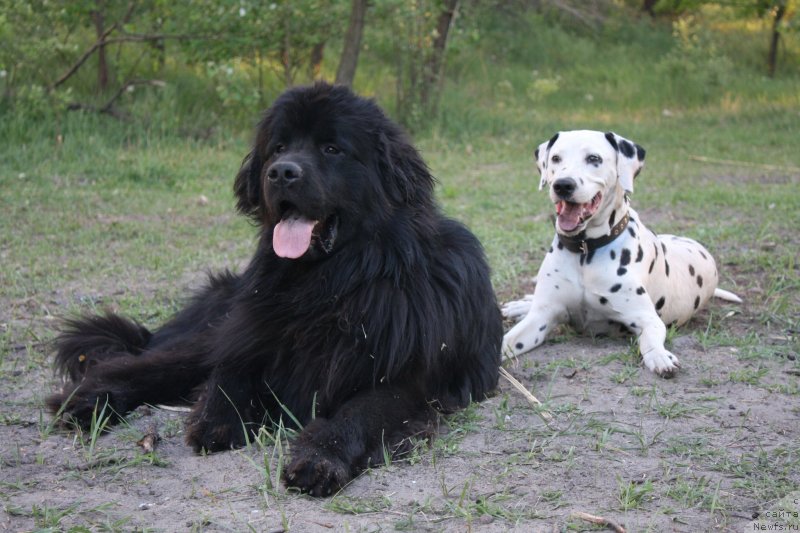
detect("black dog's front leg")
[284,385,434,496]
[184,367,265,453]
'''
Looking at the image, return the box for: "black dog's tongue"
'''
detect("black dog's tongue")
[273,212,317,259]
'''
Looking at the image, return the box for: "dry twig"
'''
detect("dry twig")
[571,511,626,533]
[689,155,800,173]
[499,367,553,423]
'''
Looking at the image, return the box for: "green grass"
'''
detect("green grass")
[1,8,798,533]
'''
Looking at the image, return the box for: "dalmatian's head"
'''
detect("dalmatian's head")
[535,130,645,236]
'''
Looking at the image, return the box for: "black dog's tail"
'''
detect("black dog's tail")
[54,312,152,382]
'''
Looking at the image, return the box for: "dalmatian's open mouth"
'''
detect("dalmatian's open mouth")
[556,192,602,233]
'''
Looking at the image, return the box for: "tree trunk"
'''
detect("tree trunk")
[310,42,326,80]
[335,0,368,87]
[767,2,786,78]
[91,1,110,92]
[642,0,658,17]
[421,0,459,110]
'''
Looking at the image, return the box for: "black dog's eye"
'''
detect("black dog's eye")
[323,145,341,155]
[274,144,286,154]
[586,154,603,165]
[551,155,561,164]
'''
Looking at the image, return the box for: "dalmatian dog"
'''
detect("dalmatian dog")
[502,130,741,377]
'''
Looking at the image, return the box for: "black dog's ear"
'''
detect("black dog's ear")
[377,128,435,208]
[234,114,273,220]
[233,149,263,220]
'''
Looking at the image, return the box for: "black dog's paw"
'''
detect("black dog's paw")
[284,443,352,497]
[185,413,248,454]
[46,384,122,430]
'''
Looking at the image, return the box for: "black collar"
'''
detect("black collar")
[558,211,629,256]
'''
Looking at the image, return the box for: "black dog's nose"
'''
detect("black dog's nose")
[552,178,576,199]
[267,161,303,185]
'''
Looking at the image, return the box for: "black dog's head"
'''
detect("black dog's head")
[234,83,435,260]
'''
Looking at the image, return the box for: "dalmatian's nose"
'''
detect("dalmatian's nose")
[552,178,577,199]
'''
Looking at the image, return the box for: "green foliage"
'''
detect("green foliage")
[0,1,798,133]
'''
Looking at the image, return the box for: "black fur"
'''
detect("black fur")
[47,83,502,496]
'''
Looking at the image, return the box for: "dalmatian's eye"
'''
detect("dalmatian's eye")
[551,155,561,164]
[586,154,603,165]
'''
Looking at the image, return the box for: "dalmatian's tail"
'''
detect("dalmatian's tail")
[714,288,743,304]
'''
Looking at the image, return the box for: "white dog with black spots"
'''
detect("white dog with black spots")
[503,130,741,377]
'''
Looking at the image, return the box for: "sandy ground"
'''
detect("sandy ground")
[1,290,798,532]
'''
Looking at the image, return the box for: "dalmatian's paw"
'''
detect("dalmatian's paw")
[642,349,681,378]
[501,295,535,320]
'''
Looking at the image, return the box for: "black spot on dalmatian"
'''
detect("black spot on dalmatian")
[539,324,547,332]
[648,259,655,274]
[609,210,616,228]
[653,243,659,259]
[534,147,540,160]
[635,144,646,162]
[697,275,703,287]
[636,287,646,295]
[548,246,553,254]
[694,295,700,309]
[599,296,608,305]
[619,139,635,158]
[636,245,643,263]
[585,249,596,265]
[515,342,524,350]
[655,296,666,310]
[665,260,670,277]
[617,267,627,276]
[628,226,636,238]
[620,249,631,266]
[604,132,618,151]
[580,177,585,185]
[557,241,564,250]
[610,284,622,293]
[535,337,539,344]
[610,250,616,260]
[661,242,667,255]
[547,133,560,150]
[700,250,707,260]
[555,285,560,290]
[689,264,695,276]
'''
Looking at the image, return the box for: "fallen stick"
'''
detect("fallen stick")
[689,155,800,173]
[571,511,626,533]
[137,423,160,453]
[498,367,553,423]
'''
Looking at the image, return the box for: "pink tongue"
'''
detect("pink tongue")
[558,202,583,233]
[273,214,317,259]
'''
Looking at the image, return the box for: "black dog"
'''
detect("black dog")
[47,83,502,496]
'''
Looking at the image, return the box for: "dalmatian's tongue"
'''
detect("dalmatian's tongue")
[273,212,317,259]
[556,201,584,233]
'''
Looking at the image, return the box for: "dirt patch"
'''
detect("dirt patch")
[1,298,798,532]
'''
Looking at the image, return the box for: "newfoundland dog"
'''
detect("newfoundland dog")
[47,82,502,496]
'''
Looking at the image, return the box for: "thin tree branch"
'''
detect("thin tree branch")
[67,78,166,120]
[51,22,119,90]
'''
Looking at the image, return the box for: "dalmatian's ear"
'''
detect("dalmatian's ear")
[536,133,559,190]
[605,132,645,194]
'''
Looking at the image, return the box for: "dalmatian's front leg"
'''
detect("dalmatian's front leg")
[501,294,535,320]
[502,298,567,359]
[623,309,680,377]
